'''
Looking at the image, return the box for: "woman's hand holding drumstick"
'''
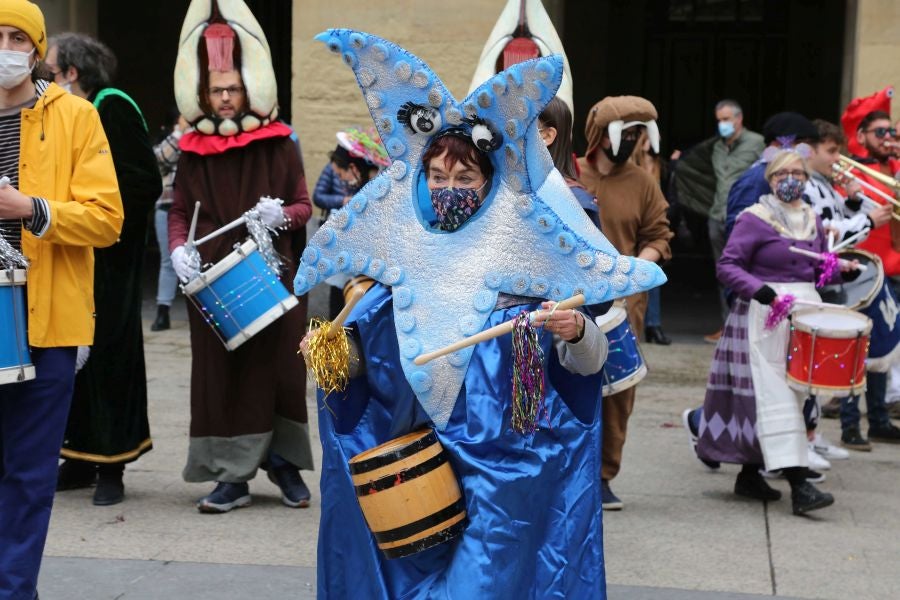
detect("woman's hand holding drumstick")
[788,246,866,272]
[413,294,586,366]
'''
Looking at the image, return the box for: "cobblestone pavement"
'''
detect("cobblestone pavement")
[39,277,900,599]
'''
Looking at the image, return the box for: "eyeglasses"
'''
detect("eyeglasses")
[865,127,897,138]
[770,169,808,181]
[208,85,244,97]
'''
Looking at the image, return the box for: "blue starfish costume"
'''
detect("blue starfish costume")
[294,30,666,599]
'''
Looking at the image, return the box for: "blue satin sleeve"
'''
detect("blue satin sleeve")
[316,284,607,599]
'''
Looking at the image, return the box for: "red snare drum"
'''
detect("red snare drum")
[786,307,872,396]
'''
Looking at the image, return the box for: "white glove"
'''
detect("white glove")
[171,245,200,283]
[75,346,90,372]
[255,197,286,228]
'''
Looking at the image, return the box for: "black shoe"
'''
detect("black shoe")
[601,480,623,510]
[645,325,672,345]
[93,465,125,506]
[760,467,825,483]
[57,459,96,491]
[791,481,834,515]
[734,469,782,501]
[150,305,170,331]
[868,423,900,444]
[197,482,251,513]
[840,427,872,451]
[267,467,311,508]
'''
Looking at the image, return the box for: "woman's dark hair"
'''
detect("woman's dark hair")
[421,133,494,180]
[539,97,578,180]
[330,145,377,186]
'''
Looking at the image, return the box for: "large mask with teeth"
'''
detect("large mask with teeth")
[586,96,660,158]
[174,0,278,137]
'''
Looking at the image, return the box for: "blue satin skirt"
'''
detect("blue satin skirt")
[317,285,606,599]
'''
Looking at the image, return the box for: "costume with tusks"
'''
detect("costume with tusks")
[174,0,277,136]
[63,88,161,464]
[168,0,313,481]
[469,0,574,115]
[295,30,667,599]
[577,95,672,481]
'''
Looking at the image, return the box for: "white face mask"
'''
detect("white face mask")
[0,49,35,90]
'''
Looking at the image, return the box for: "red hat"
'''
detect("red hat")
[841,86,893,157]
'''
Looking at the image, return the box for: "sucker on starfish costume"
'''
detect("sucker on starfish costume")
[293,29,666,429]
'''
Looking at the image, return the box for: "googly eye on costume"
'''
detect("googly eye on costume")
[397,102,442,136]
[468,118,503,152]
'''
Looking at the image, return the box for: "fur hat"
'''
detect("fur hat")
[0,0,46,58]
[585,96,659,159]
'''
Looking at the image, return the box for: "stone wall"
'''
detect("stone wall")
[849,0,900,111]
[292,0,506,200]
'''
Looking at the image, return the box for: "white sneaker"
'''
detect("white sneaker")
[807,444,832,470]
[813,433,849,460]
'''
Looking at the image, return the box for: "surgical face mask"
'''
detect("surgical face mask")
[718,120,736,139]
[775,176,805,203]
[0,49,34,90]
[603,138,637,164]
[430,183,487,231]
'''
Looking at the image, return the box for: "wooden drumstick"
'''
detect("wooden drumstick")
[186,201,200,247]
[788,246,867,271]
[413,293,586,366]
[193,215,247,247]
[831,228,869,252]
[328,286,365,338]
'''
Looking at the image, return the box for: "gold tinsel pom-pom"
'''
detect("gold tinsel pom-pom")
[303,318,351,395]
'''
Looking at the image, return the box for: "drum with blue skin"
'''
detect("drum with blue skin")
[819,249,900,372]
[183,239,298,351]
[0,269,35,385]
[594,303,647,396]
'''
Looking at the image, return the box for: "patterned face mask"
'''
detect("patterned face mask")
[775,176,805,203]
[430,184,487,231]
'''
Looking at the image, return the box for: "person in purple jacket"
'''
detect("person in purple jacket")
[686,147,860,516]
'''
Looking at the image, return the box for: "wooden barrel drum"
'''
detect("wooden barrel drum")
[348,429,467,559]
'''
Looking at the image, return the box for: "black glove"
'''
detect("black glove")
[752,285,778,305]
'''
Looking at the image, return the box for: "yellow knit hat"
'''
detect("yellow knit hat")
[0,0,47,58]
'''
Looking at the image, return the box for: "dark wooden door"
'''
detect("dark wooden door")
[565,0,846,155]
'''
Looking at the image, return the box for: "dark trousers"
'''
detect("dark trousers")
[839,371,891,431]
[0,347,76,599]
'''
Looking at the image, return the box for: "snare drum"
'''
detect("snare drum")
[786,306,872,396]
[1,269,35,385]
[348,430,466,559]
[819,249,899,371]
[594,305,647,396]
[183,239,298,351]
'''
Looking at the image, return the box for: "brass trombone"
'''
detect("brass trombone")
[832,157,900,222]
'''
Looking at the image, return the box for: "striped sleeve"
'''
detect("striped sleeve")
[26,197,50,237]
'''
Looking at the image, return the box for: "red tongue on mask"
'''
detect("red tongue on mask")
[204,23,235,72]
[502,37,540,69]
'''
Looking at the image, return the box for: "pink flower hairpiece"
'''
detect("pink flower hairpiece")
[761,143,812,164]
